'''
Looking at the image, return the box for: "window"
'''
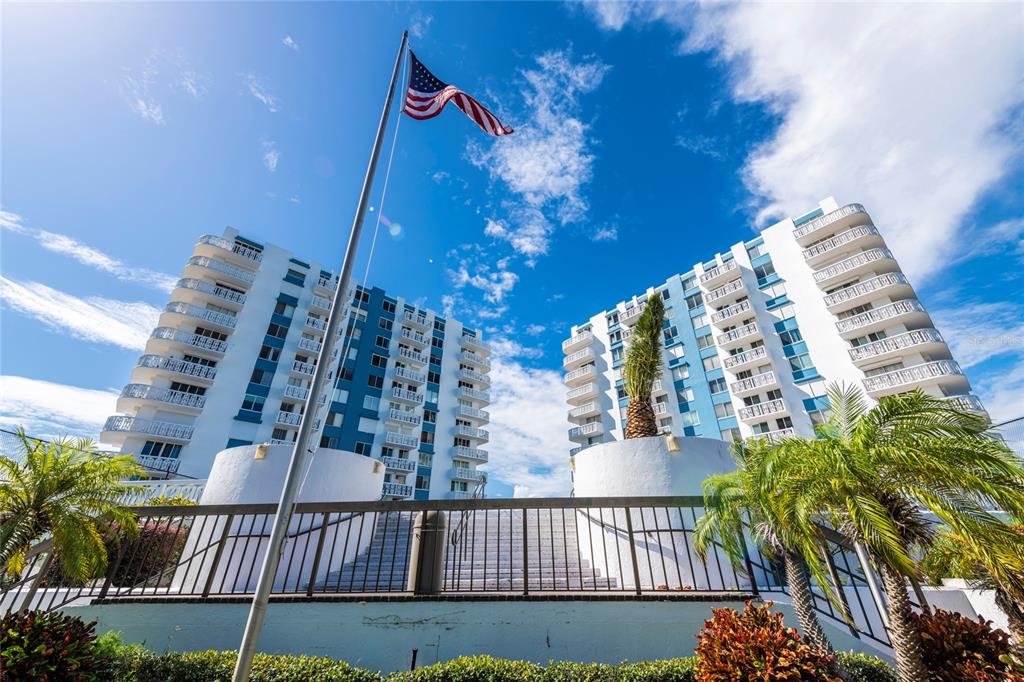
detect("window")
[357,417,377,433]
[680,412,700,427]
[746,242,767,259]
[379,318,393,331]
[434,319,445,332]
[326,411,343,427]
[375,335,389,348]
[421,430,434,445]
[241,394,265,411]
[339,366,354,381]
[426,388,439,403]
[274,301,295,318]
[767,389,783,401]
[195,326,228,341]
[416,475,431,489]
[681,275,697,290]
[423,409,437,424]
[789,353,815,372]
[691,313,709,328]
[259,345,281,362]
[428,371,441,383]
[382,299,396,313]
[720,427,740,442]
[696,333,714,349]
[671,365,689,381]
[140,440,182,459]
[284,269,305,286]
[271,428,292,441]
[611,347,624,363]
[170,381,206,395]
[332,388,349,404]
[708,378,727,394]
[779,328,803,346]
[371,354,388,368]
[353,289,371,305]
[667,345,684,361]
[250,369,273,386]
[606,312,619,326]
[714,402,735,418]
[431,336,444,349]
[663,326,679,344]
[661,289,671,300]
[363,395,380,411]
[367,375,384,389]
[266,323,288,339]
[451,481,469,493]
[454,437,471,448]
[678,387,695,403]
[754,261,776,284]
[703,356,721,371]
[685,293,703,310]
[354,442,372,455]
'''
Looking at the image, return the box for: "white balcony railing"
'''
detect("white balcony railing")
[402,310,429,328]
[711,299,751,325]
[459,351,491,370]
[150,327,228,354]
[738,399,786,421]
[723,345,768,370]
[317,274,338,291]
[385,432,420,448]
[562,330,594,352]
[458,406,489,421]
[388,410,422,427]
[137,355,217,380]
[381,456,416,473]
[120,384,206,410]
[569,422,603,439]
[813,248,894,284]
[391,387,425,404]
[276,411,302,426]
[452,446,489,462]
[863,360,964,394]
[400,329,429,346]
[164,301,236,328]
[849,329,944,363]
[292,360,315,376]
[569,402,599,419]
[458,368,490,385]
[567,383,598,402]
[460,334,488,354]
[382,482,414,498]
[801,224,881,261]
[947,395,985,413]
[451,467,486,483]
[716,322,759,346]
[454,425,489,440]
[197,235,263,263]
[705,278,745,303]
[823,272,911,309]
[458,387,490,403]
[564,365,597,385]
[103,415,194,441]
[309,295,332,311]
[699,260,738,285]
[305,316,327,332]
[750,427,796,444]
[621,305,642,325]
[176,278,246,305]
[297,338,321,353]
[394,367,427,383]
[651,402,668,415]
[836,299,926,335]
[793,203,867,241]
[134,454,181,475]
[730,371,776,395]
[398,347,428,365]
[283,385,309,401]
[186,256,255,284]
[563,347,594,368]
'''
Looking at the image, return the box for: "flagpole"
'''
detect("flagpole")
[231,30,409,682]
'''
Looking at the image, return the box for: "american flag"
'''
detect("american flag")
[403,51,513,136]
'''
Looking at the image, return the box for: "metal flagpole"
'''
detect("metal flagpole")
[232,30,409,682]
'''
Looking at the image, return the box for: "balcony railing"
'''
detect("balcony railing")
[292,360,315,376]
[723,346,768,370]
[305,316,327,332]
[705,278,745,303]
[813,248,894,284]
[402,310,430,328]
[621,306,642,325]
[137,355,217,381]
[836,299,926,335]
[150,327,228,354]
[730,371,776,395]
[564,364,597,385]
[103,416,194,441]
[849,328,944,363]
[458,387,490,403]
[569,422,603,439]
[297,338,321,353]
[458,406,489,421]
[454,425,489,441]
[711,299,751,325]
[569,402,599,419]
[276,411,302,426]
[176,278,246,305]
[738,399,786,421]
[651,402,668,416]
[458,368,490,385]
[400,329,429,346]
[716,322,759,347]
[460,335,488,354]
[750,427,796,443]
[459,352,491,370]
[197,235,263,263]
[863,360,964,394]
[391,387,425,405]
[385,432,420,448]
[567,383,598,402]
[164,302,236,328]
[186,256,255,284]
[310,295,332,311]
[283,385,309,401]
[388,410,422,427]
[382,482,414,498]
[801,224,881,261]
[133,454,181,475]
[823,272,910,309]
[452,446,488,462]
[394,367,426,384]
[381,456,416,473]
[563,347,595,368]
[451,467,486,483]
[120,384,206,410]
[651,379,665,393]
[947,395,985,413]
[317,274,338,290]
[793,203,867,241]
[562,330,593,352]
[699,260,738,285]
[398,347,429,365]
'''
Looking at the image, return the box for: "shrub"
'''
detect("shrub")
[144,494,199,507]
[610,659,698,681]
[0,610,103,681]
[693,601,840,681]
[391,655,544,681]
[835,652,896,682]
[912,608,1013,681]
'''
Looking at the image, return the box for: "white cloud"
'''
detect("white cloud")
[590,225,618,242]
[525,324,546,336]
[0,376,118,441]
[585,2,1024,285]
[0,210,176,292]
[469,49,610,259]
[675,134,725,160]
[243,74,279,112]
[450,261,518,304]
[261,139,279,172]
[931,302,1024,370]
[409,12,433,39]
[118,49,207,125]
[282,35,299,51]
[0,276,160,351]
[976,364,1024,424]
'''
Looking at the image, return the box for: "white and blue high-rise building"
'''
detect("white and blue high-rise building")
[563,197,986,453]
[101,228,491,500]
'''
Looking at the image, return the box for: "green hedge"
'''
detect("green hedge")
[835,652,897,682]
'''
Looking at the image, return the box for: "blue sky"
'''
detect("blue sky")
[1,2,1022,497]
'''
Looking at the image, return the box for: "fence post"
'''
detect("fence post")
[306,512,331,597]
[407,511,447,595]
[624,508,642,596]
[19,552,53,613]
[203,514,235,598]
[521,509,529,595]
[98,537,129,600]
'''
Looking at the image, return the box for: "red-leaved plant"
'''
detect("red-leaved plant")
[912,608,1017,681]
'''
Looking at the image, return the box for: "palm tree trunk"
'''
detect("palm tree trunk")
[995,588,1024,656]
[879,563,929,682]
[782,549,843,678]
[624,397,658,439]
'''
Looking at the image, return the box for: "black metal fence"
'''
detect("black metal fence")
[0,496,895,648]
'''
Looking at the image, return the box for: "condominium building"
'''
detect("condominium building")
[101,228,491,500]
[563,197,985,453]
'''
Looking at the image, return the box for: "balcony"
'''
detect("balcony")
[316,274,338,292]
[386,409,422,427]
[133,454,182,477]
[699,260,739,288]
[849,329,947,366]
[458,368,491,386]
[454,425,489,442]
[565,364,597,387]
[402,310,430,330]
[382,482,414,498]
[563,347,595,371]
[459,351,491,370]
[136,355,217,382]
[569,401,600,421]
[394,366,427,384]
[711,299,752,327]
[149,327,227,356]
[458,405,489,422]
[162,301,236,330]
[836,299,928,338]
[283,384,309,401]
[184,255,255,286]
[738,399,787,422]
[715,322,760,350]
[451,467,486,483]
[749,427,796,444]
[397,347,428,366]
[946,395,986,414]
[566,382,598,405]
[621,305,643,326]
[730,371,777,397]
[801,225,883,267]
[862,360,968,397]
[102,415,194,442]
[385,431,420,448]
[651,379,666,394]
[390,387,425,405]
[291,360,316,376]
[400,328,429,348]
[118,384,205,413]
[652,402,668,416]
[793,203,870,245]
[196,235,263,265]
[823,272,914,312]
[704,278,746,306]
[723,345,768,371]
[569,422,603,442]
[562,330,594,353]
[452,446,488,463]
[310,295,332,312]
[381,456,416,473]
[305,316,327,333]
[459,334,489,355]
[813,248,897,288]
[297,337,322,354]
[276,411,302,426]
[458,387,490,403]
[176,278,246,307]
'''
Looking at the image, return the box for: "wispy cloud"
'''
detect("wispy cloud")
[243,74,279,112]
[0,376,118,441]
[931,301,1024,369]
[0,276,160,351]
[0,210,176,292]
[409,12,433,39]
[261,139,279,172]
[590,225,618,242]
[118,49,207,125]
[525,324,546,336]
[282,35,299,52]
[675,134,725,160]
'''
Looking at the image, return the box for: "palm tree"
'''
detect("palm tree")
[695,438,843,678]
[0,429,143,583]
[920,525,1024,651]
[623,295,665,439]
[770,384,1024,682]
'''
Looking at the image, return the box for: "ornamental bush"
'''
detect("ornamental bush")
[693,601,840,681]
[390,655,544,681]
[835,652,897,682]
[0,610,104,681]
[544,659,697,681]
[912,608,1014,682]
